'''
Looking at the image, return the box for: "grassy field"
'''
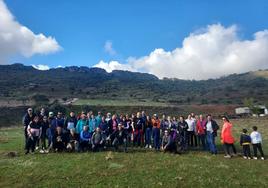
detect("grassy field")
[0,118,268,188]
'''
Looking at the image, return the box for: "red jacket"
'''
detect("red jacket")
[221,122,235,144]
[196,120,206,135]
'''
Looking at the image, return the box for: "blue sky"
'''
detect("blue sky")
[1,0,268,79]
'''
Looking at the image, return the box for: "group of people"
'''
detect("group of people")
[22,107,265,160]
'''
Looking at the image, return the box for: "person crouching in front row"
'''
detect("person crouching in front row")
[161,129,177,153]
[91,127,105,152]
[66,128,79,152]
[80,125,91,152]
[53,126,67,152]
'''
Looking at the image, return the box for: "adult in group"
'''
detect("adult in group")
[161,130,176,153]
[152,114,161,151]
[25,115,41,154]
[64,111,77,132]
[205,114,219,155]
[221,116,237,158]
[177,116,188,152]
[145,115,153,148]
[185,114,196,147]
[88,114,97,136]
[40,116,49,152]
[76,113,87,134]
[23,108,36,149]
[196,114,206,150]
[47,112,57,150]
[80,125,91,152]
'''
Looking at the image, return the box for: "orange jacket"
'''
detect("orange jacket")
[221,122,235,144]
[151,118,160,129]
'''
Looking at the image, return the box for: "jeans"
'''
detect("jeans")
[197,134,206,150]
[152,128,160,150]
[252,143,264,158]
[206,132,217,154]
[47,128,55,149]
[145,128,152,146]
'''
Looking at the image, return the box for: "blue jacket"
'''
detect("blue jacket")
[88,118,97,133]
[76,119,87,134]
[80,130,91,142]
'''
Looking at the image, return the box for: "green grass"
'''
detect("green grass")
[73,99,170,107]
[1,118,268,188]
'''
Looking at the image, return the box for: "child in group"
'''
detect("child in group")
[250,126,265,160]
[240,129,251,159]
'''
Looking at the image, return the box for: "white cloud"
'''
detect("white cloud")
[94,24,268,80]
[94,60,135,73]
[104,40,116,56]
[0,0,61,63]
[32,64,50,71]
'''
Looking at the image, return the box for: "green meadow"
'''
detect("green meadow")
[0,118,268,188]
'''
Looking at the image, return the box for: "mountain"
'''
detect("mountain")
[0,63,268,106]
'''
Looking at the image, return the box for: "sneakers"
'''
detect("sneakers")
[261,157,265,160]
[248,157,251,160]
[243,156,247,159]
[149,145,152,149]
[39,149,45,154]
[253,157,258,160]
[35,146,39,150]
[145,144,148,148]
[224,155,231,159]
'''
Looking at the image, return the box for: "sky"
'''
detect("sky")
[1,0,268,80]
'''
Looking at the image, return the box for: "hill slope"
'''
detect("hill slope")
[0,63,268,106]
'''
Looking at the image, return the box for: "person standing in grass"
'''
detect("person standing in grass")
[240,128,252,159]
[47,112,57,150]
[55,112,65,128]
[40,116,49,152]
[75,113,87,134]
[25,115,41,154]
[152,114,161,151]
[133,112,144,147]
[186,114,196,147]
[160,114,168,144]
[23,108,36,149]
[96,111,102,127]
[177,116,188,152]
[250,126,265,160]
[64,111,77,133]
[196,115,206,150]
[99,116,109,144]
[144,115,153,149]
[221,116,237,158]
[88,114,97,136]
[205,114,219,155]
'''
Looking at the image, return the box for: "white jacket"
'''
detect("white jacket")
[250,131,262,144]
